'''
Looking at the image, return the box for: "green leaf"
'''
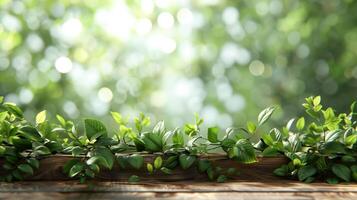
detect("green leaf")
[141,132,163,152]
[327,177,339,184]
[313,96,321,106]
[172,128,184,147]
[315,157,327,171]
[86,156,110,169]
[0,96,3,104]
[111,112,123,124]
[321,142,346,154]
[3,103,23,118]
[69,163,84,177]
[18,164,34,175]
[19,126,42,141]
[351,166,357,181]
[351,101,357,122]
[298,165,317,181]
[179,154,196,170]
[207,167,215,180]
[332,164,351,182]
[147,163,153,174]
[273,165,288,176]
[184,124,198,137]
[197,159,211,173]
[246,121,256,133]
[345,134,357,146]
[84,119,107,141]
[160,167,172,174]
[296,117,305,131]
[71,146,85,156]
[153,121,165,135]
[216,175,227,183]
[207,126,219,143]
[0,111,8,122]
[27,158,40,169]
[95,147,114,169]
[154,156,163,169]
[229,139,257,164]
[286,118,295,131]
[262,147,279,157]
[258,106,275,126]
[127,154,144,170]
[34,145,51,155]
[85,169,95,178]
[128,175,140,183]
[12,170,23,180]
[35,110,47,124]
[56,115,66,127]
[342,155,356,163]
[325,130,342,143]
[63,159,80,174]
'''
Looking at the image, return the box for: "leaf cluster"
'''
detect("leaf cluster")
[0,96,274,183]
[259,96,357,183]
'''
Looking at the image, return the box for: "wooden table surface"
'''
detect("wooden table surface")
[1,180,357,200]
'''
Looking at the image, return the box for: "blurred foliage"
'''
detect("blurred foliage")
[0,0,357,129]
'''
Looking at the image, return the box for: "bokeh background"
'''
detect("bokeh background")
[1,0,357,129]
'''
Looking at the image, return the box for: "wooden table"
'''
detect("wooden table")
[1,180,357,200]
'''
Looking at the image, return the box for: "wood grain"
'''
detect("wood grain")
[1,181,357,200]
[0,155,289,181]
[1,155,357,199]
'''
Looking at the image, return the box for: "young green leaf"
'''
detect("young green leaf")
[296,117,305,131]
[147,163,153,174]
[313,96,321,106]
[36,110,47,124]
[345,134,357,146]
[246,121,256,133]
[207,127,219,143]
[172,128,184,147]
[111,112,123,125]
[56,114,66,127]
[154,156,163,169]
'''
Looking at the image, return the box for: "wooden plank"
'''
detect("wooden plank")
[0,192,356,200]
[0,155,288,181]
[1,181,357,193]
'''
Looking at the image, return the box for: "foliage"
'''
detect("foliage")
[0,96,272,183]
[259,96,357,183]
